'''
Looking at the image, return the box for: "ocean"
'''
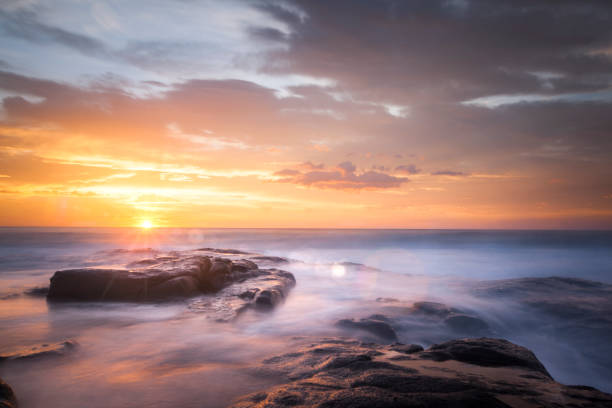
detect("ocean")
[1,228,611,407]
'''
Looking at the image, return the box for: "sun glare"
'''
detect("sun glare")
[139,220,154,229]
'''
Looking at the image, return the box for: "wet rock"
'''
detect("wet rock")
[147,275,201,299]
[23,286,48,297]
[390,344,424,354]
[188,267,296,321]
[0,378,17,408]
[231,337,612,408]
[197,248,252,255]
[0,340,77,362]
[375,297,399,303]
[250,256,289,264]
[422,338,551,378]
[126,258,160,268]
[410,301,459,318]
[336,317,398,341]
[47,253,296,308]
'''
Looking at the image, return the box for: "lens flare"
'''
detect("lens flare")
[139,220,154,229]
[331,263,346,278]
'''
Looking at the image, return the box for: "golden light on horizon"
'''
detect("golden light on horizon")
[139,219,154,229]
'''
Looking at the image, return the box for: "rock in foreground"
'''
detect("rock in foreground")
[46,251,296,312]
[231,337,612,407]
[0,378,17,408]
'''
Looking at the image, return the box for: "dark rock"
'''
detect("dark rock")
[375,297,399,303]
[422,338,551,378]
[47,252,296,312]
[188,268,296,321]
[0,378,17,408]
[147,275,200,299]
[23,286,49,297]
[389,344,424,354]
[232,259,258,272]
[126,258,160,268]
[197,248,252,255]
[230,337,612,408]
[336,318,398,341]
[250,256,289,264]
[410,301,459,318]
[0,340,77,362]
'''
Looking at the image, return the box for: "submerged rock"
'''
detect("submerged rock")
[231,337,612,407]
[336,317,398,341]
[23,286,49,297]
[337,299,490,342]
[0,378,17,408]
[46,253,296,309]
[0,340,77,362]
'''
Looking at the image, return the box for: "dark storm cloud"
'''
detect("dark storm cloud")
[254,0,612,103]
[0,10,109,57]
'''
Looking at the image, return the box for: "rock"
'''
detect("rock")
[126,258,160,268]
[188,268,296,321]
[390,343,424,354]
[232,259,258,272]
[250,256,289,264]
[147,275,201,299]
[422,338,551,378]
[336,317,398,341]
[231,337,612,408]
[47,253,296,308]
[375,297,399,303]
[0,378,17,408]
[23,286,48,297]
[0,340,77,362]
[410,301,459,318]
[197,248,252,255]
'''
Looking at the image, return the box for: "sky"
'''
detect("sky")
[0,0,611,229]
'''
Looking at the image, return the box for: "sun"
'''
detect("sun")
[139,219,154,229]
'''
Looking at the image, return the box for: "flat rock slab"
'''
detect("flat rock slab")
[231,337,612,407]
[45,249,296,319]
[0,340,77,362]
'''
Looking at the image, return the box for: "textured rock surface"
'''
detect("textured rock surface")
[0,378,17,408]
[0,340,77,362]
[336,316,398,341]
[45,249,296,320]
[336,300,490,342]
[231,337,612,408]
[47,251,295,303]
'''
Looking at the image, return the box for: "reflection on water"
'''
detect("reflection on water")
[1,228,611,407]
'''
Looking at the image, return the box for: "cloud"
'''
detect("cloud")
[255,0,612,105]
[274,161,408,190]
[395,164,421,175]
[0,9,109,57]
[431,170,469,176]
[299,161,324,170]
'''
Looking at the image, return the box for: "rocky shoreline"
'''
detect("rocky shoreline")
[230,337,612,407]
[2,248,612,407]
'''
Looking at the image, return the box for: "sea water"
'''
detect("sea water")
[1,228,611,407]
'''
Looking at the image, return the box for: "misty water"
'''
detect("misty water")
[1,228,611,407]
